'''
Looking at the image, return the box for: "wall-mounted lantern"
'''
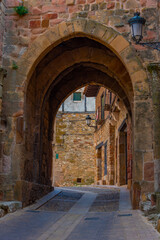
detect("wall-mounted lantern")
[86,115,96,129]
[128,12,160,51]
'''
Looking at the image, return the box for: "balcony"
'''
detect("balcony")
[96,106,105,125]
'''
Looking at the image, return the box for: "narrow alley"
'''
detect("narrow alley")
[0,186,159,240]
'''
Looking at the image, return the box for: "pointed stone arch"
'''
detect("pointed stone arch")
[17,19,149,98]
[1,19,153,207]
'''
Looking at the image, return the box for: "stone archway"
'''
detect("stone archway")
[1,19,153,207]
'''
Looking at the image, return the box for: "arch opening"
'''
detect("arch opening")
[23,36,134,205]
[53,84,132,189]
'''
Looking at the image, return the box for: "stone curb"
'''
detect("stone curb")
[25,189,62,211]
[0,201,22,217]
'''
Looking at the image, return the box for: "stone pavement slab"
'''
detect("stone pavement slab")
[37,191,97,240]
[0,211,65,240]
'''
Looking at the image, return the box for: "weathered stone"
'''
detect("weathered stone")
[110,35,129,53]
[144,151,153,163]
[91,4,98,10]
[29,20,41,28]
[78,11,88,18]
[84,4,89,11]
[0,208,5,218]
[157,219,160,232]
[147,213,158,221]
[144,162,154,181]
[125,0,140,9]
[55,111,95,186]
[151,193,156,206]
[141,181,154,194]
[66,0,75,5]
[0,201,22,213]
[140,201,157,216]
[141,193,147,202]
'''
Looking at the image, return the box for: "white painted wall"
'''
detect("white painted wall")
[58,87,95,113]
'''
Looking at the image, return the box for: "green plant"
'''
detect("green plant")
[14,1,28,16]
[12,61,18,70]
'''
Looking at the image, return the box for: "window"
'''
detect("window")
[101,94,105,119]
[73,92,81,101]
[104,142,107,175]
[109,91,112,104]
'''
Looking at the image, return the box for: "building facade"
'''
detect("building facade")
[85,86,132,190]
[54,88,96,186]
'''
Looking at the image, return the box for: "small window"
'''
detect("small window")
[73,92,81,102]
[109,92,112,104]
[101,94,105,120]
[77,178,82,183]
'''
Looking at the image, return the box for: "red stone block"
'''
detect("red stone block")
[43,13,58,20]
[58,0,66,4]
[77,0,86,4]
[42,20,49,28]
[134,43,146,51]
[6,0,19,7]
[146,0,157,7]
[144,30,156,41]
[32,7,42,15]
[140,0,147,6]
[29,20,41,28]
[68,5,79,12]
[42,5,55,13]
[53,5,67,13]
[144,162,154,181]
[107,2,115,9]
[50,19,63,26]
[127,172,131,179]
[52,0,58,3]
[87,0,95,3]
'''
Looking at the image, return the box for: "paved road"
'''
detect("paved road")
[0,186,160,240]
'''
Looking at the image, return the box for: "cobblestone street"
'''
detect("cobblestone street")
[0,186,159,240]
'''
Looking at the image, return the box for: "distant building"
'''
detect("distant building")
[58,87,95,112]
[54,88,96,186]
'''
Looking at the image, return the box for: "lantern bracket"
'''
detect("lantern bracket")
[137,42,160,51]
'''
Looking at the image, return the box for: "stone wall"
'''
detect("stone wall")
[54,112,95,186]
[1,0,159,69]
[0,0,159,206]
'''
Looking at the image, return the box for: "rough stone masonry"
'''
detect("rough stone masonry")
[0,0,159,207]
